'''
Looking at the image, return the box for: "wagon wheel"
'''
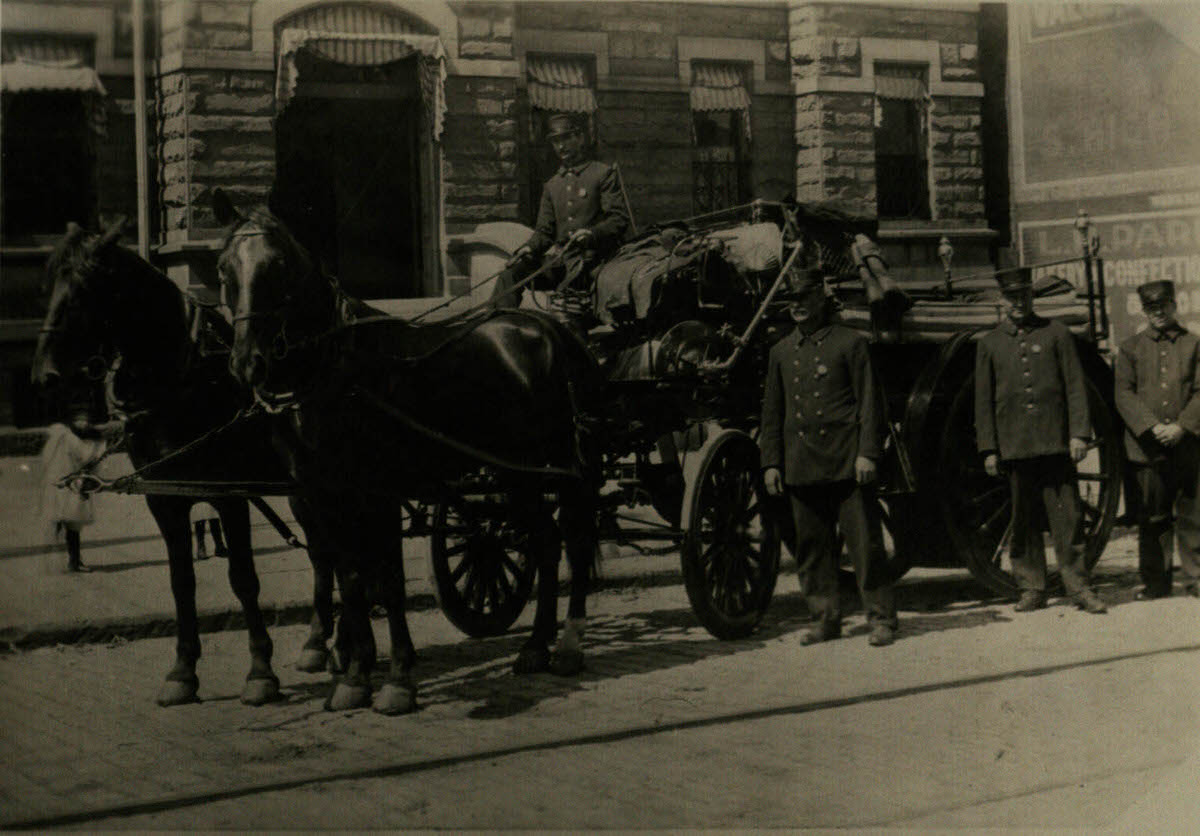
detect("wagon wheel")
[428,497,541,638]
[938,370,1122,597]
[680,429,781,639]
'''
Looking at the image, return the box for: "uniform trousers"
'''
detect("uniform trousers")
[1007,455,1089,595]
[787,480,896,629]
[1133,439,1200,594]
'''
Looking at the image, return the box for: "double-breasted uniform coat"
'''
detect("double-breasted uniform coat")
[491,160,629,309]
[760,322,896,629]
[974,315,1092,595]
[1114,323,1200,594]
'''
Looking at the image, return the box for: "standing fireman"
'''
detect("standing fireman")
[1114,280,1200,599]
[490,113,629,325]
[975,267,1107,614]
[760,268,898,647]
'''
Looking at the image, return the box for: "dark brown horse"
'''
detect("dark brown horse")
[32,220,340,706]
[213,190,602,715]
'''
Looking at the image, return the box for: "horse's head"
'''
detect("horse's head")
[214,189,329,394]
[33,217,129,389]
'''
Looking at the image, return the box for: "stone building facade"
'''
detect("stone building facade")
[1,0,1008,425]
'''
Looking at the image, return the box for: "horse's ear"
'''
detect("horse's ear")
[212,188,241,227]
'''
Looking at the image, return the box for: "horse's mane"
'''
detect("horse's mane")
[45,226,97,293]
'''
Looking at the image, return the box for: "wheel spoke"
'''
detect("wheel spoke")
[495,566,515,601]
[443,540,470,559]
[990,521,1014,569]
[966,484,1008,507]
[500,553,523,581]
[980,499,1012,534]
[449,554,472,584]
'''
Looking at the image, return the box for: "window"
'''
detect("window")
[524,54,597,221]
[1,34,103,241]
[874,63,930,220]
[690,62,752,215]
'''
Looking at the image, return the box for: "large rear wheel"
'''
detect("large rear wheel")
[938,369,1122,596]
[681,430,781,639]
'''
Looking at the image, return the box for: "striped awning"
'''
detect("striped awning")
[874,74,927,101]
[275,29,446,138]
[2,33,93,64]
[690,63,751,113]
[1,58,106,94]
[527,56,596,113]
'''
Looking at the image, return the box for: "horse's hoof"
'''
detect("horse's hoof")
[549,649,585,677]
[373,683,418,716]
[324,682,372,712]
[156,677,200,707]
[241,676,281,706]
[512,646,551,675]
[296,648,329,673]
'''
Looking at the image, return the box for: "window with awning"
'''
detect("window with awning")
[690,62,752,214]
[526,55,597,115]
[275,29,446,139]
[1,33,105,239]
[874,63,930,219]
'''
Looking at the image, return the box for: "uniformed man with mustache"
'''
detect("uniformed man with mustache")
[1114,280,1200,599]
[975,267,1107,614]
[760,267,898,647]
[491,112,629,333]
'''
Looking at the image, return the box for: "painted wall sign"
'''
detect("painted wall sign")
[1020,209,1200,345]
[1013,6,1200,187]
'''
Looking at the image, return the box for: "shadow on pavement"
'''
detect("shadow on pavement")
[314,584,1040,720]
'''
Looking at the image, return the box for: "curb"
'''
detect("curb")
[0,568,685,653]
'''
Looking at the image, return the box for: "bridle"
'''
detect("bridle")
[38,312,114,383]
[223,222,337,411]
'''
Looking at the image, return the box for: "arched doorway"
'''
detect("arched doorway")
[270,3,444,300]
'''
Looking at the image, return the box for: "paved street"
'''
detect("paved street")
[3,446,1200,829]
[2,583,1199,829]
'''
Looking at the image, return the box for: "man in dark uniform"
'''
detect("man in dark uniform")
[491,112,629,326]
[975,267,1107,614]
[1114,280,1200,599]
[760,268,898,647]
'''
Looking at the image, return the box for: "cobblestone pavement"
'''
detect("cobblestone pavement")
[2,581,1199,830]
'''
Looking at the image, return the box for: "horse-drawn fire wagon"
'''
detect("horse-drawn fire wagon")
[41,199,1122,656]
[426,201,1123,641]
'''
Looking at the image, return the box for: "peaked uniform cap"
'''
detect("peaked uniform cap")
[1136,280,1175,306]
[783,266,826,298]
[546,113,581,139]
[995,266,1033,294]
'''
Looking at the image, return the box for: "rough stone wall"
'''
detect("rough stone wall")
[443,2,518,230]
[931,95,984,222]
[793,91,875,214]
[443,76,520,230]
[156,0,270,237]
[452,1,514,59]
[158,68,275,233]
